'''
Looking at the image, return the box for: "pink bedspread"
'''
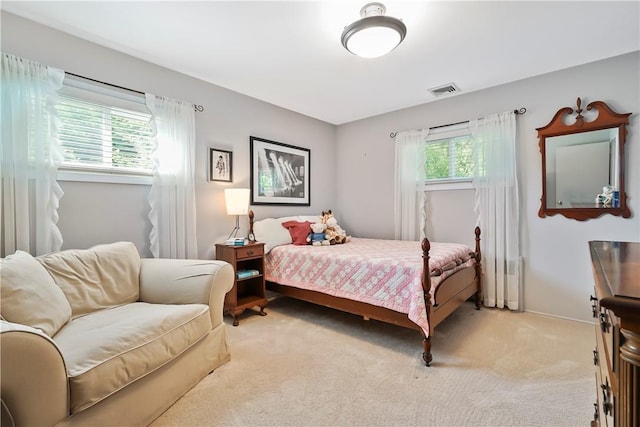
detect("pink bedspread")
[265,237,475,335]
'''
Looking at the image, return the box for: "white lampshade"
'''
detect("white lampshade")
[224,188,250,216]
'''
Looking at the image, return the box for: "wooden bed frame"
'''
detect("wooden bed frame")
[248,211,482,366]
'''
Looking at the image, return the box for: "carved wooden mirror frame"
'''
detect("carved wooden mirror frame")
[537,98,632,221]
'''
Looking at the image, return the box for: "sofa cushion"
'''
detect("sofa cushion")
[53,302,212,413]
[38,242,140,318]
[0,251,72,337]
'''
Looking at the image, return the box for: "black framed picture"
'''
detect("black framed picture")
[209,148,232,182]
[249,136,310,206]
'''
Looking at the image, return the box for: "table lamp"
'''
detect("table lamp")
[224,188,250,240]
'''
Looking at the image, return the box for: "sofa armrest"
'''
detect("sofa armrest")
[139,259,234,326]
[0,321,69,427]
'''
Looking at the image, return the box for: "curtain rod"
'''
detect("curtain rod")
[65,72,205,112]
[389,107,526,138]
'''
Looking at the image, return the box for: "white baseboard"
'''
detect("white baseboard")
[523,309,595,325]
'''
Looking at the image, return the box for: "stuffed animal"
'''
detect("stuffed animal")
[596,185,614,206]
[321,210,351,245]
[307,222,330,246]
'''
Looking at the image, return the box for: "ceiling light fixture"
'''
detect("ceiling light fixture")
[341,2,407,59]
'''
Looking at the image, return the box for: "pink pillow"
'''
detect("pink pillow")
[281,221,312,245]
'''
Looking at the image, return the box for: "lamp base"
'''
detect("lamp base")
[227,225,240,240]
[227,214,242,240]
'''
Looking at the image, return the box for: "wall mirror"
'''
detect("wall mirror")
[537,97,632,221]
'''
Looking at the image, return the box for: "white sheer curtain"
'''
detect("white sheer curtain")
[394,129,427,241]
[145,94,198,259]
[1,53,64,257]
[470,111,520,309]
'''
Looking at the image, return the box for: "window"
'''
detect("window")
[56,77,153,183]
[425,135,475,181]
[424,123,475,188]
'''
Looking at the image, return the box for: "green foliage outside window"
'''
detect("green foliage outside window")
[111,113,152,170]
[258,170,273,196]
[424,135,475,181]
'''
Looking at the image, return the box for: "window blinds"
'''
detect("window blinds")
[56,84,153,175]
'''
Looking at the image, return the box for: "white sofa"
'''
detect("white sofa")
[0,242,234,427]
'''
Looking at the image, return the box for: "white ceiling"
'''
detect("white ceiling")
[3,1,639,125]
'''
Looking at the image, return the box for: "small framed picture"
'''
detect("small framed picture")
[250,136,310,206]
[209,148,232,182]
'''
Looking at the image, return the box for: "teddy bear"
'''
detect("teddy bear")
[307,222,330,246]
[321,210,351,245]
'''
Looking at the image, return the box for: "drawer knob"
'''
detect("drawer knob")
[247,250,254,256]
[599,312,610,333]
[590,295,598,318]
[593,348,599,366]
[601,383,612,416]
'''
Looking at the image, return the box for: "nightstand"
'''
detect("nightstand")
[215,242,267,326]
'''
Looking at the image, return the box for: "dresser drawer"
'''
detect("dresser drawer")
[593,372,604,427]
[594,345,614,426]
[597,308,615,374]
[235,245,264,260]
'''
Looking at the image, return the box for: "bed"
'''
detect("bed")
[248,211,482,366]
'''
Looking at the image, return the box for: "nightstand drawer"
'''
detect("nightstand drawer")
[235,245,264,259]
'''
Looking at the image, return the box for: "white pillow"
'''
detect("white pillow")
[297,215,322,223]
[37,241,141,318]
[0,250,72,337]
[253,217,294,253]
[253,215,324,253]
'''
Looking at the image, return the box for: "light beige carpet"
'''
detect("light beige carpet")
[151,297,594,427]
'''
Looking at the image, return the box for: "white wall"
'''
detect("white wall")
[1,12,337,259]
[336,52,640,322]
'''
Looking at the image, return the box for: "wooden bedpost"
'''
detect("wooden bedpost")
[474,226,482,310]
[249,210,255,237]
[421,237,433,366]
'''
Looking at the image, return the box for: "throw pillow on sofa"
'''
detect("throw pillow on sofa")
[0,250,72,337]
[38,241,141,318]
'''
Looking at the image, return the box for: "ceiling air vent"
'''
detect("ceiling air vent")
[428,83,460,97]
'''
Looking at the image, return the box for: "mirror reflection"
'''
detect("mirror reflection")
[545,128,619,208]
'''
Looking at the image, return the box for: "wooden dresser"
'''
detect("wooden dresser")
[589,241,640,427]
